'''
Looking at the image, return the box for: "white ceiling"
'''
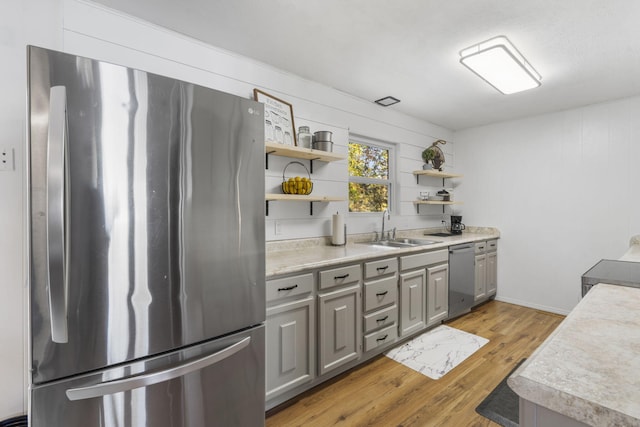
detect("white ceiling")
[93,0,640,130]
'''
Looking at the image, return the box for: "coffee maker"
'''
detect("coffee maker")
[450,215,466,235]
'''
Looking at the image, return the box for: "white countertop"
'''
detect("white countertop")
[508,235,640,427]
[266,228,499,277]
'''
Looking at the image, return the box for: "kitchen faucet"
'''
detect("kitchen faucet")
[380,209,391,241]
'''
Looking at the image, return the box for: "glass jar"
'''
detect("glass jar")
[297,126,312,149]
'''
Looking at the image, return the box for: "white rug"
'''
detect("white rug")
[385,325,489,380]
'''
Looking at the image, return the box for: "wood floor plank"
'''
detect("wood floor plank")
[266,300,565,427]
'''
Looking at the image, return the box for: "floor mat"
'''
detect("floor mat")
[384,325,488,380]
[475,359,526,427]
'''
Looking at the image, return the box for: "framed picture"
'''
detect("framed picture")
[253,89,297,146]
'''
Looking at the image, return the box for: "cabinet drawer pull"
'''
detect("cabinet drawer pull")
[376,335,388,342]
[376,266,389,273]
[376,316,389,323]
[277,284,298,292]
[334,274,350,280]
[375,291,388,297]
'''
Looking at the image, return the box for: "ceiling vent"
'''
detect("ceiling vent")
[374,96,401,106]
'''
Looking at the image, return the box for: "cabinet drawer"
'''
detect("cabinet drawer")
[364,324,398,352]
[318,264,361,290]
[363,304,397,334]
[475,241,487,254]
[363,276,397,312]
[364,257,398,279]
[266,273,314,303]
[487,239,498,252]
[400,249,448,271]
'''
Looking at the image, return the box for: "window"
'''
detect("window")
[348,138,394,213]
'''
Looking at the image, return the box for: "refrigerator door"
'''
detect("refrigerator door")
[30,326,265,427]
[28,46,265,383]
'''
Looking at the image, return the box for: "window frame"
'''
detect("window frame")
[347,135,396,214]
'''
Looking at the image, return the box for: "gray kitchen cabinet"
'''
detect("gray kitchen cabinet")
[362,257,398,353]
[265,273,315,402]
[399,268,427,336]
[399,249,449,335]
[474,253,487,301]
[474,241,487,302]
[363,275,397,313]
[426,263,449,326]
[486,240,498,297]
[318,263,362,376]
[474,240,498,304]
[266,297,315,401]
[519,398,590,427]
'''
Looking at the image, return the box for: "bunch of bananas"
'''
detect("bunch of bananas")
[282,176,312,195]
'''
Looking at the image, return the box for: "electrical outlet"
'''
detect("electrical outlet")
[0,146,15,171]
[274,221,282,235]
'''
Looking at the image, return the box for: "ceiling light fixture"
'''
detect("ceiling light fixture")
[459,36,541,95]
[374,96,401,107]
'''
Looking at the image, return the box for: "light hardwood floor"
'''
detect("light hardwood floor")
[266,300,565,427]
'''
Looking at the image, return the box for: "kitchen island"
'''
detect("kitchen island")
[508,236,640,427]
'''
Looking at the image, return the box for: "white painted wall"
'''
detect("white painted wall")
[455,96,640,314]
[61,0,456,241]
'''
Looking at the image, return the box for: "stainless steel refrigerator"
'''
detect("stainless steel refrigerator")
[27,46,266,426]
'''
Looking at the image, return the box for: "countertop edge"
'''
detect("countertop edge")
[508,280,640,426]
[508,374,636,427]
[266,229,499,278]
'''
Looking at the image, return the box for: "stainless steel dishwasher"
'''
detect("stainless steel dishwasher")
[448,243,476,319]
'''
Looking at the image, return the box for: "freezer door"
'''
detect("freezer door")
[30,326,265,427]
[28,46,265,383]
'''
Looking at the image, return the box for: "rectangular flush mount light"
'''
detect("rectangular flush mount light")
[460,36,541,94]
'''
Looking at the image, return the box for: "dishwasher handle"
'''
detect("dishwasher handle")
[449,245,474,254]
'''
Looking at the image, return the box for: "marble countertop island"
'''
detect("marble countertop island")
[508,236,640,427]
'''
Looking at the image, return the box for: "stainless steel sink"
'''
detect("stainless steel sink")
[360,238,441,248]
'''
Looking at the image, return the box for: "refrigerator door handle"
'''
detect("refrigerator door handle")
[46,86,69,344]
[65,336,251,401]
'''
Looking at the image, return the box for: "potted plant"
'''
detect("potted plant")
[421,147,436,170]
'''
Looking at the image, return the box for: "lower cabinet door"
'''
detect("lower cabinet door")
[486,251,497,296]
[318,284,362,375]
[399,269,426,336]
[266,296,315,401]
[474,253,487,301]
[427,263,449,326]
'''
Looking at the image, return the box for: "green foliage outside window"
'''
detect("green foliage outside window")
[348,142,391,212]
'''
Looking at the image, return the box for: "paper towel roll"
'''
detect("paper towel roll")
[332,213,345,245]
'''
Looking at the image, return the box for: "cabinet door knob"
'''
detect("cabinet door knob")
[376,266,389,272]
[334,274,350,280]
[376,335,388,342]
[277,284,298,291]
[376,291,388,297]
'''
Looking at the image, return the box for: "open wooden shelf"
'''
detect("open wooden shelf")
[413,200,463,214]
[413,200,463,206]
[265,193,345,216]
[412,170,463,179]
[265,141,346,163]
[266,193,345,202]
